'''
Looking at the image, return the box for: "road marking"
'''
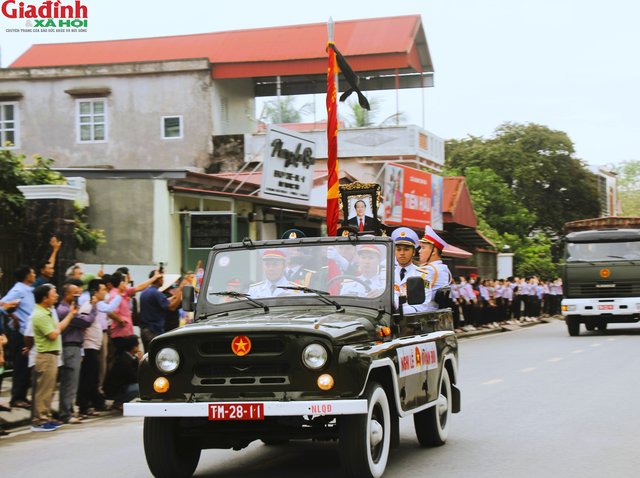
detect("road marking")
[520,367,536,372]
[591,344,601,347]
[547,358,563,362]
[607,338,616,341]
[572,350,584,354]
[483,379,504,385]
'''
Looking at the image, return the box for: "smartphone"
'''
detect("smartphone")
[100,261,105,269]
[73,294,80,308]
[159,262,164,274]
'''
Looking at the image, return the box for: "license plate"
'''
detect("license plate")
[598,305,614,310]
[208,403,264,420]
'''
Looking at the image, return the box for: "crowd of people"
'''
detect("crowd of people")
[449,276,564,331]
[0,237,189,435]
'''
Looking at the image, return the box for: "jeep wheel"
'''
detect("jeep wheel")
[414,367,452,446]
[339,381,391,478]
[567,316,580,336]
[143,417,201,478]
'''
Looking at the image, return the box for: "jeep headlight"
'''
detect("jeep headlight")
[156,347,180,373]
[302,344,328,370]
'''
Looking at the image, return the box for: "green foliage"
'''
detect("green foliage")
[75,205,105,254]
[446,122,601,236]
[263,97,313,124]
[500,233,561,280]
[447,166,535,237]
[345,96,407,127]
[612,159,640,216]
[0,148,104,253]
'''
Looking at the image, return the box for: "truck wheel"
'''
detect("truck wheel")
[597,322,608,331]
[566,316,580,336]
[585,322,596,331]
[339,381,391,478]
[414,367,452,446]
[143,417,201,478]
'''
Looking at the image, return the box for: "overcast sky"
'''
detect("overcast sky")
[2,0,638,166]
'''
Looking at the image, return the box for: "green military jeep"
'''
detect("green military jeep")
[125,236,460,478]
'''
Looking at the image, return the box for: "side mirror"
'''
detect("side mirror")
[182,285,195,312]
[406,276,426,305]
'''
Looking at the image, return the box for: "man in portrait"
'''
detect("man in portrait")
[347,198,374,232]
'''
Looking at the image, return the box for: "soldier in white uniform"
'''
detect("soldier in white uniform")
[247,249,298,298]
[340,244,386,297]
[391,227,431,314]
[417,226,452,312]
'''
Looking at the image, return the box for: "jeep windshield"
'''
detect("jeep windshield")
[566,241,640,262]
[205,241,391,305]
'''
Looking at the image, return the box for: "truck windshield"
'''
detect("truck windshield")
[566,241,640,262]
[205,243,390,305]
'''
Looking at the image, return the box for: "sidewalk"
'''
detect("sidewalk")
[0,379,121,432]
[1,316,563,433]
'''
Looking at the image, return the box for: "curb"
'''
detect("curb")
[456,317,561,340]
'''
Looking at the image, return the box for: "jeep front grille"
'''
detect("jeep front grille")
[199,339,285,356]
[195,362,290,377]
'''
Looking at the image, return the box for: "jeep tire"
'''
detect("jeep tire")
[339,381,391,478]
[144,417,201,478]
[414,367,452,446]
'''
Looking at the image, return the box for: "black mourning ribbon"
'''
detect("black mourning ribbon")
[328,43,371,110]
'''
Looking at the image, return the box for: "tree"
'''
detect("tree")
[446,166,536,237]
[262,96,313,124]
[612,159,640,216]
[446,122,601,236]
[0,148,105,253]
[345,97,408,128]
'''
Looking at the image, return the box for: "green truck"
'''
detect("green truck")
[124,235,460,478]
[562,217,640,336]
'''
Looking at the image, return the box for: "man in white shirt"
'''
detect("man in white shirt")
[248,249,297,298]
[417,226,452,312]
[391,227,430,314]
[340,244,386,297]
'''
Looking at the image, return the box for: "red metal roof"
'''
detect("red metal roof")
[443,177,477,229]
[10,15,431,78]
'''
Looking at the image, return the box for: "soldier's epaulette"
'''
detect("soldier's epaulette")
[416,267,428,273]
[322,266,328,269]
[250,281,265,287]
[303,269,317,274]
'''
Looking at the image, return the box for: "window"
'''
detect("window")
[161,115,183,139]
[76,99,107,143]
[0,102,19,148]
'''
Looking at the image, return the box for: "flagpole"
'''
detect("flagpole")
[326,17,339,237]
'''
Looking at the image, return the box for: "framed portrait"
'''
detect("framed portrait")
[339,182,382,235]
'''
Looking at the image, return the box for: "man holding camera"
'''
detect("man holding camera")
[56,283,98,424]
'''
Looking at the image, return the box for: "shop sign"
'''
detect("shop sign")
[383,163,443,230]
[260,125,316,205]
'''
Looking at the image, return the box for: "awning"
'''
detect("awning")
[441,227,496,250]
[442,244,472,258]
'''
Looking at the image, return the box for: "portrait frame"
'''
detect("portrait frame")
[339,182,382,235]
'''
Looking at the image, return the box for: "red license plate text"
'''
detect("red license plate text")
[598,305,614,310]
[208,403,264,420]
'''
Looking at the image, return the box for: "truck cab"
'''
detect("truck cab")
[562,228,640,336]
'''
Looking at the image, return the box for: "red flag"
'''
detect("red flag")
[326,42,339,237]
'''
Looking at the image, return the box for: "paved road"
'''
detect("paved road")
[3,320,639,477]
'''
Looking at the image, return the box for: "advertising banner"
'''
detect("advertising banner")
[383,163,443,230]
[260,125,316,205]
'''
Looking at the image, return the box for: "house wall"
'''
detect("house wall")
[0,59,257,172]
